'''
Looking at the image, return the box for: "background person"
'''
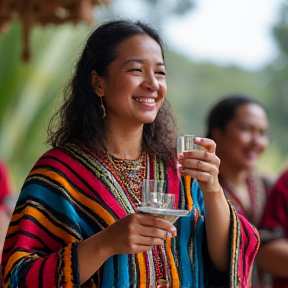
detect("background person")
[1,20,259,288]
[0,160,15,256]
[206,94,273,287]
[257,169,288,288]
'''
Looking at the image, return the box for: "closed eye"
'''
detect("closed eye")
[128,68,142,72]
[156,71,166,75]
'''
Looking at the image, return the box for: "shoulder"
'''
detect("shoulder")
[270,170,288,197]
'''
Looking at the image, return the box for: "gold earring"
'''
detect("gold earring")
[100,97,106,119]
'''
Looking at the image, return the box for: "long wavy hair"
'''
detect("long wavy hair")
[47,19,178,164]
[206,94,267,139]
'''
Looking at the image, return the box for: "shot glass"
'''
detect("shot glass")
[142,179,175,209]
[177,134,202,154]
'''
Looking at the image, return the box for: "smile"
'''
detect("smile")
[133,97,156,103]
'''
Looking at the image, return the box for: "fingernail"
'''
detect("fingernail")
[195,137,201,142]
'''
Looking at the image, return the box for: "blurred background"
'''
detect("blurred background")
[0,0,288,193]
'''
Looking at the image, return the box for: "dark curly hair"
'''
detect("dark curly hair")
[47,19,178,164]
[206,93,267,139]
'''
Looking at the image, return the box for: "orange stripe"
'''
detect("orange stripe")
[230,208,238,275]
[27,205,77,243]
[4,251,37,285]
[137,253,147,288]
[30,168,116,225]
[184,175,193,211]
[63,244,74,286]
[166,237,180,287]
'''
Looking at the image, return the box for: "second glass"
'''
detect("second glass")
[142,179,175,209]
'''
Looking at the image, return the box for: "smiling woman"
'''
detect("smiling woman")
[206,94,273,287]
[1,20,260,288]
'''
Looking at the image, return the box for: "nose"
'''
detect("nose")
[142,72,159,91]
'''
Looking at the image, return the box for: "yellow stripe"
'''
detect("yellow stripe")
[184,175,193,211]
[30,168,116,225]
[166,237,180,286]
[137,253,147,288]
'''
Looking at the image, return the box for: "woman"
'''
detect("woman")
[1,20,259,288]
[258,170,288,288]
[206,95,271,287]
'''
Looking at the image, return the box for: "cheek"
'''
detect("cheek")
[160,81,167,98]
[259,137,269,151]
[227,131,249,145]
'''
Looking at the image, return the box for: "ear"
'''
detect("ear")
[91,70,105,97]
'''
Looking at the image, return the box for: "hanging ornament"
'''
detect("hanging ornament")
[0,0,110,61]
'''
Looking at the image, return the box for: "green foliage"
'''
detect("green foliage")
[0,22,91,191]
[262,2,288,158]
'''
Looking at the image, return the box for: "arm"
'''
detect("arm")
[179,137,230,271]
[257,238,288,277]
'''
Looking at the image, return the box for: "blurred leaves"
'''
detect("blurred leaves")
[0,22,90,190]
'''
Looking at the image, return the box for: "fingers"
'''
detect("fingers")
[108,214,176,255]
[137,214,177,237]
[194,137,216,153]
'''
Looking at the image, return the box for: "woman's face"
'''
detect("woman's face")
[215,103,269,170]
[98,34,167,127]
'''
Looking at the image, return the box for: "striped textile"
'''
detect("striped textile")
[1,143,259,288]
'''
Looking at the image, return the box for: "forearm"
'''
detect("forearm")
[203,189,230,272]
[78,229,113,284]
[257,238,288,277]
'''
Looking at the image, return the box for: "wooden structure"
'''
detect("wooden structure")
[0,0,109,61]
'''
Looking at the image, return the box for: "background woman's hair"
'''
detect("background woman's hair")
[206,93,267,139]
[47,19,178,164]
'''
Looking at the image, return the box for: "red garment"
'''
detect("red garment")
[260,170,288,288]
[0,160,12,212]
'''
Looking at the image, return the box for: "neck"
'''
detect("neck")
[105,123,144,160]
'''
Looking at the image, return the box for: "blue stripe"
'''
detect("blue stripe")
[116,254,129,287]
[20,184,80,223]
[102,257,114,287]
[179,210,193,287]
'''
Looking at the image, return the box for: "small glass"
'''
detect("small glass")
[142,179,175,209]
[138,179,189,223]
[177,134,202,153]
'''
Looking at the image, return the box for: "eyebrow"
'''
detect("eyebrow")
[123,58,165,67]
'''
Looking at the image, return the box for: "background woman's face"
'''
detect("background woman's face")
[100,34,167,128]
[215,103,269,170]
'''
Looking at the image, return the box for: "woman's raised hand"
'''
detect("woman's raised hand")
[178,137,222,195]
[100,213,177,256]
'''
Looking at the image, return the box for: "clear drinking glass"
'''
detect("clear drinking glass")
[142,179,175,209]
[177,134,202,153]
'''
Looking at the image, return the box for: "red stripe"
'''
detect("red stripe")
[37,148,127,219]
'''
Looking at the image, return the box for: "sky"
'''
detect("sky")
[162,0,284,70]
[104,0,284,71]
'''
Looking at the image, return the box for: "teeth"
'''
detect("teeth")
[134,97,155,103]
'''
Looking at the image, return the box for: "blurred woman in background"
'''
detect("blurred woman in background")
[206,94,272,287]
[0,160,15,257]
[258,169,288,288]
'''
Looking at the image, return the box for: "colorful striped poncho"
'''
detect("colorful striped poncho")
[1,143,259,288]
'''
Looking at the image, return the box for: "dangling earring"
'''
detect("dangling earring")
[99,97,106,119]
